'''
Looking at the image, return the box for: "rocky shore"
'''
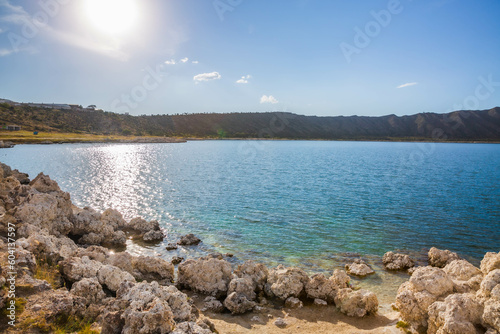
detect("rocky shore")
[0,162,499,333]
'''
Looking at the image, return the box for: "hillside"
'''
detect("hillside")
[1,103,499,141]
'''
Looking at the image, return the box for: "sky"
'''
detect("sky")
[0,0,499,117]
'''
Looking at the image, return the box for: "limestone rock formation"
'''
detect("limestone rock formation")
[265,265,309,300]
[334,288,378,317]
[427,293,483,334]
[382,251,415,271]
[177,256,232,298]
[428,247,460,268]
[345,259,375,277]
[305,269,350,303]
[394,266,454,332]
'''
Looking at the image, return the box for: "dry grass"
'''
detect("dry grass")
[34,257,63,289]
[0,130,158,144]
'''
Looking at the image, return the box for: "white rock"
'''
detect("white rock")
[334,288,378,317]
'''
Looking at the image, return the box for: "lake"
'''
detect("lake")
[1,140,499,300]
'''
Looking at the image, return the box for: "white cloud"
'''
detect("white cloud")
[192,60,199,64]
[193,72,221,82]
[236,74,252,84]
[0,48,13,56]
[165,59,176,65]
[180,57,189,63]
[397,82,418,89]
[260,95,278,104]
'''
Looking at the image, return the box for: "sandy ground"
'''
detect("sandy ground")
[192,294,402,334]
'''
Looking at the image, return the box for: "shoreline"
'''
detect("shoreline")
[1,131,499,147]
[0,163,498,333]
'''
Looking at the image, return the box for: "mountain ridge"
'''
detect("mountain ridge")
[1,102,499,141]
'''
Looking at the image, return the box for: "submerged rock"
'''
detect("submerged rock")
[178,233,201,246]
[345,259,374,277]
[382,251,415,271]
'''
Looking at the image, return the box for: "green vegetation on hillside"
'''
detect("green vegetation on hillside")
[1,104,499,141]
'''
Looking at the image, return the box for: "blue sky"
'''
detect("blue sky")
[0,0,499,116]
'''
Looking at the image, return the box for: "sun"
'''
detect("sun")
[84,0,139,35]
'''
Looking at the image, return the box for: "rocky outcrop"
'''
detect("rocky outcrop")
[481,252,500,275]
[178,233,201,246]
[345,259,374,277]
[70,277,106,306]
[131,255,174,284]
[265,265,309,300]
[427,293,483,334]
[177,256,232,298]
[233,260,268,292]
[428,247,460,268]
[224,292,256,314]
[72,207,127,247]
[335,288,378,317]
[394,266,454,332]
[59,256,103,282]
[382,251,415,271]
[443,259,483,293]
[202,296,225,313]
[97,265,136,292]
[305,269,350,303]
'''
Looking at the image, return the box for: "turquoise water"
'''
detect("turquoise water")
[1,141,499,270]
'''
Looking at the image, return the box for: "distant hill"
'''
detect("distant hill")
[1,102,499,141]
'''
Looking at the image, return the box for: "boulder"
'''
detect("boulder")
[334,288,378,317]
[70,277,106,306]
[132,255,174,284]
[20,232,78,263]
[382,251,415,271]
[127,217,160,233]
[274,317,288,328]
[345,259,374,277]
[101,208,128,230]
[224,292,256,314]
[481,252,500,275]
[483,285,500,332]
[12,169,30,184]
[166,243,178,251]
[429,247,460,268]
[172,256,184,265]
[107,251,134,273]
[443,259,483,293]
[59,256,103,282]
[15,190,73,237]
[177,256,232,298]
[265,265,309,300]
[394,266,454,332]
[143,230,164,242]
[285,297,303,309]
[178,234,201,246]
[72,207,126,247]
[97,265,136,292]
[233,260,268,292]
[477,269,500,302]
[29,173,62,193]
[171,322,213,334]
[227,277,256,301]
[15,247,37,273]
[119,281,193,325]
[314,298,328,306]
[305,269,350,303]
[202,296,225,313]
[427,293,483,334]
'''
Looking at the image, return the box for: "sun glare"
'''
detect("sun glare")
[84,0,138,35]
